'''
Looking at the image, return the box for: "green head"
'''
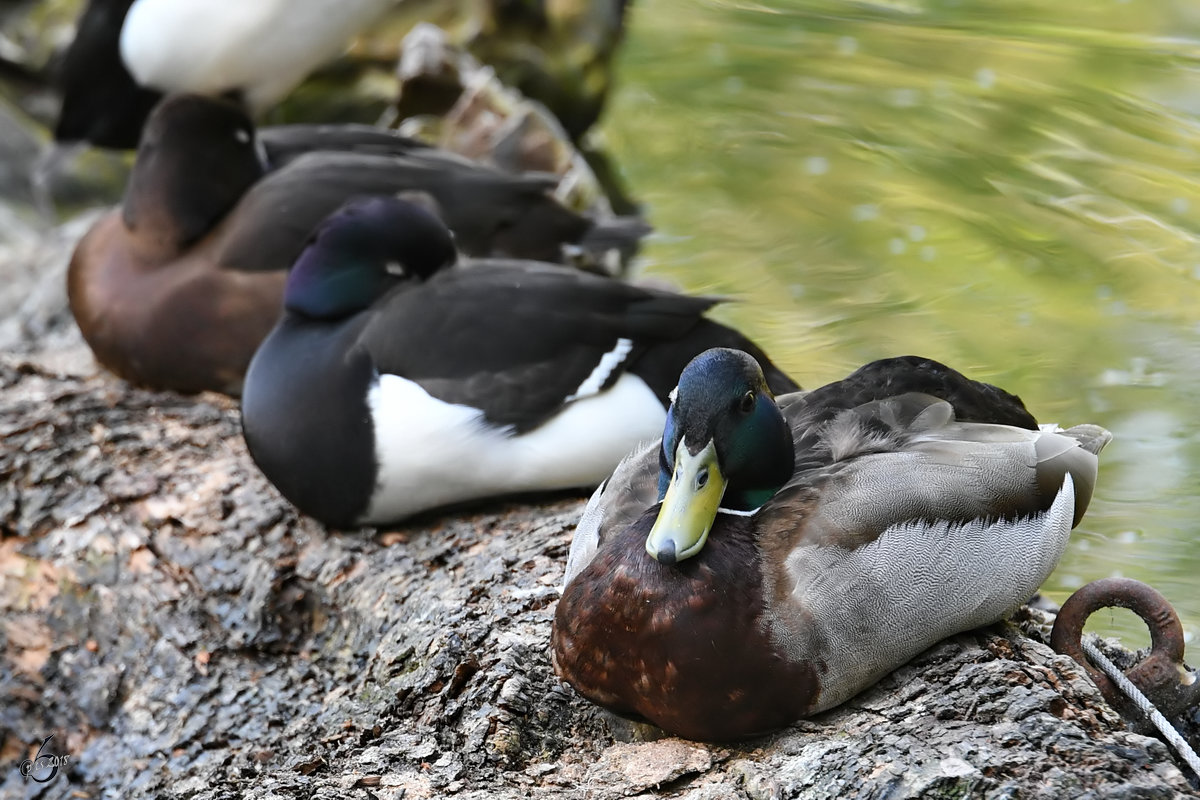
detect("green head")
[647,348,794,564]
[285,196,458,319]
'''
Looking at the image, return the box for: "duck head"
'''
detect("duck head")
[285,195,459,320]
[123,94,265,251]
[646,348,795,564]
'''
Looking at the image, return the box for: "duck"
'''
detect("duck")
[53,0,162,149]
[551,348,1111,741]
[50,0,394,150]
[240,196,797,529]
[119,0,399,116]
[68,93,647,395]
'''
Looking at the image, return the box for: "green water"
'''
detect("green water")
[601,0,1200,652]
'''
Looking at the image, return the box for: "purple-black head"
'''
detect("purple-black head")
[285,195,458,319]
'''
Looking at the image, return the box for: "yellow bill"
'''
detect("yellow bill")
[645,438,727,564]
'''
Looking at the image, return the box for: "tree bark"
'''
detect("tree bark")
[2,215,1198,800]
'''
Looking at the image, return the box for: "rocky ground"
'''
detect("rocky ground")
[2,210,1199,800]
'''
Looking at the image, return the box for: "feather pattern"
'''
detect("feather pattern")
[554,352,1111,741]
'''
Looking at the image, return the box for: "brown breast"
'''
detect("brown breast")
[67,211,287,395]
[552,511,819,741]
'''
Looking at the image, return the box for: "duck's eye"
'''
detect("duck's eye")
[739,390,756,414]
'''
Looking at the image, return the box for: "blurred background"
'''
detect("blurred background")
[600,0,1200,650]
[2,0,1197,649]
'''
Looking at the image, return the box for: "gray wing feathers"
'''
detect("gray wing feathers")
[788,418,1105,544]
[767,411,1107,711]
[1034,423,1111,525]
[562,439,659,587]
[563,480,609,591]
[778,475,1077,713]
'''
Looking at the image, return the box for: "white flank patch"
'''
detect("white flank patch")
[565,338,634,402]
[362,372,665,524]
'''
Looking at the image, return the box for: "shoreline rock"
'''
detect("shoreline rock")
[1,212,1196,800]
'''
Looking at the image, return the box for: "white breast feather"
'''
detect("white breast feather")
[362,372,664,524]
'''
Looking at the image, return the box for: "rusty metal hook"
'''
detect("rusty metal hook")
[1051,577,1199,720]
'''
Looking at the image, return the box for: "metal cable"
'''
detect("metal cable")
[1082,635,1200,779]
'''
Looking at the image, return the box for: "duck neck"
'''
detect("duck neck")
[724,486,776,512]
[122,140,264,256]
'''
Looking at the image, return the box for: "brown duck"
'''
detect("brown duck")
[68,93,645,394]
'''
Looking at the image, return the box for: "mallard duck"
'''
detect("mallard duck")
[552,348,1110,741]
[67,93,647,395]
[240,197,797,528]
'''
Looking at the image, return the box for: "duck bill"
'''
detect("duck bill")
[645,439,726,564]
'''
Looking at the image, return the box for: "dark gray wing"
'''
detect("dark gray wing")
[258,124,431,166]
[357,261,719,431]
[214,151,593,272]
[788,356,1038,432]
